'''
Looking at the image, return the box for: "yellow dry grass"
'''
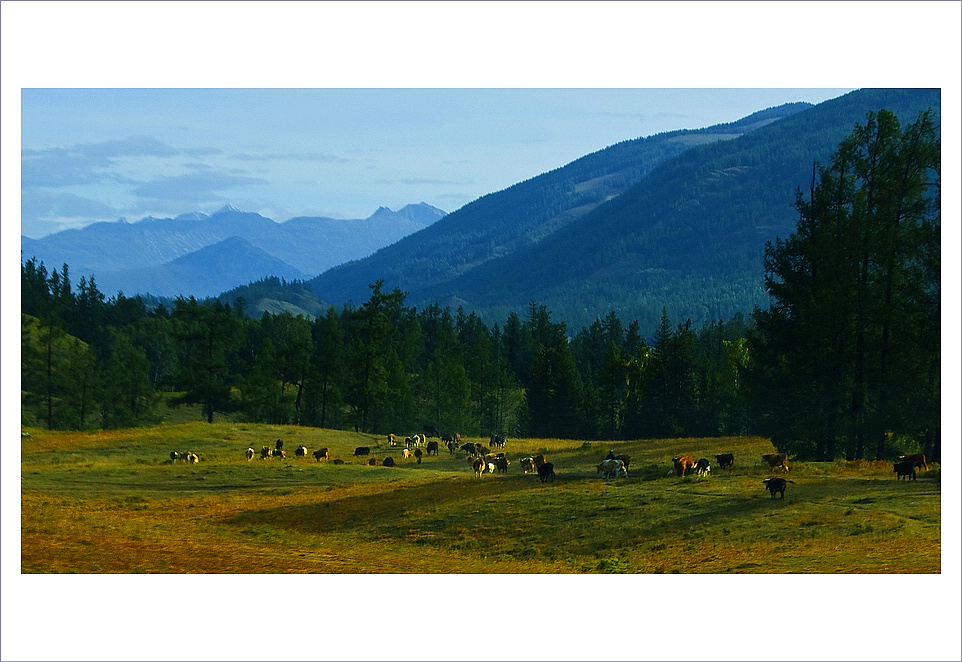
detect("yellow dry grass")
[20,423,941,574]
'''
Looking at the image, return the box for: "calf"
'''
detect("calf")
[354,446,371,456]
[246,447,254,461]
[313,448,331,462]
[898,453,927,471]
[762,453,790,473]
[894,460,916,481]
[538,462,556,483]
[694,458,711,477]
[715,453,734,470]
[762,477,793,499]
[402,448,413,459]
[672,455,695,477]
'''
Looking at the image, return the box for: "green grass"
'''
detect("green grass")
[20,423,940,573]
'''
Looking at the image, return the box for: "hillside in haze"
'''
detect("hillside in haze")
[306,89,940,336]
[21,202,446,297]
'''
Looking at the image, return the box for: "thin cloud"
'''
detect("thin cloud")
[131,171,269,202]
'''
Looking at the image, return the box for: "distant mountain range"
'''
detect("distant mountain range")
[21,202,446,298]
[305,88,940,336]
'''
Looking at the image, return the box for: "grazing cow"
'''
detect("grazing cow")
[762,453,790,473]
[694,458,711,477]
[715,453,735,470]
[426,441,440,456]
[538,462,556,483]
[367,457,378,466]
[894,460,916,481]
[261,446,272,459]
[472,457,486,477]
[185,452,199,464]
[272,449,286,459]
[313,448,331,462]
[246,447,254,461]
[460,442,478,456]
[295,446,308,458]
[170,451,180,462]
[382,456,395,467]
[401,447,413,459]
[406,434,422,449]
[388,433,397,445]
[898,453,927,471]
[520,457,536,474]
[494,456,509,474]
[489,434,507,449]
[762,477,794,499]
[354,446,371,456]
[447,441,458,454]
[414,448,423,464]
[672,455,696,477]
[597,458,626,479]
[275,439,284,451]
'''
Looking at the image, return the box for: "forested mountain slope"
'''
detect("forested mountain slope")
[312,88,940,337]
[308,103,812,307]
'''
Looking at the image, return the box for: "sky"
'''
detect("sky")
[19,87,856,238]
[3,2,961,662]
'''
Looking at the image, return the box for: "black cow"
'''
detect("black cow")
[426,440,440,455]
[354,446,371,456]
[414,448,423,464]
[538,462,555,483]
[461,442,478,456]
[275,439,284,451]
[762,477,794,499]
[382,456,395,467]
[170,451,179,462]
[894,460,916,481]
[715,453,734,470]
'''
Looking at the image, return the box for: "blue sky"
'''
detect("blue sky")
[20,87,855,238]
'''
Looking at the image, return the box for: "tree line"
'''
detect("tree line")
[20,108,940,462]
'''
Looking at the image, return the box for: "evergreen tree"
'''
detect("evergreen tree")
[751,109,940,460]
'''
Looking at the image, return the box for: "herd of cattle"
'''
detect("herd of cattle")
[171,433,933,499]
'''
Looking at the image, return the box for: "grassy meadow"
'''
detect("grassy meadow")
[20,419,941,574]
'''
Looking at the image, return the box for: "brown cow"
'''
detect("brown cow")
[367,457,378,466]
[616,454,631,472]
[762,453,789,473]
[472,457,485,477]
[898,453,927,471]
[313,448,331,462]
[672,455,695,476]
[532,454,547,469]
[763,477,794,499]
